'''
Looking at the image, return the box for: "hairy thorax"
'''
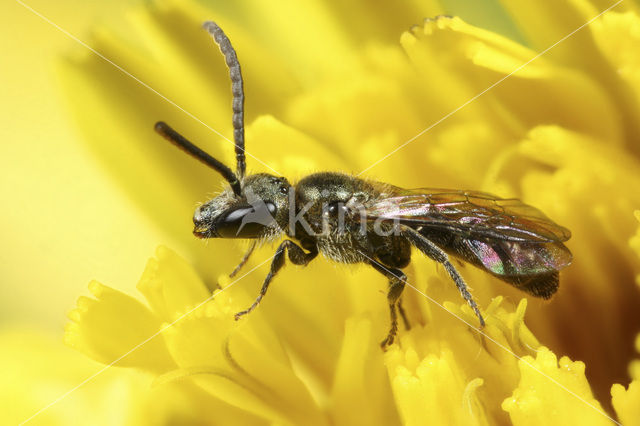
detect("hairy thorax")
[292,172,411,268]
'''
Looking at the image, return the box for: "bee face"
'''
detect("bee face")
[193,174,291,239]
[192,188,236,238]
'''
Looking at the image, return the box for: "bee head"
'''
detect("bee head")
[193,174,290,239]
[155,23,292,240]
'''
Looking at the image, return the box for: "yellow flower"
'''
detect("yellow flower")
[0,329,237,425]
[24,0,640,424]
[64,246,625,425]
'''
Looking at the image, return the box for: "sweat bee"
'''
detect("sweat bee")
[155,21,572,349]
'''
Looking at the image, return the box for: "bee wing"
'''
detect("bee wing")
[464,238,572,277]
[364,188,571,243]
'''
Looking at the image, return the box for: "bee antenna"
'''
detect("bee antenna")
[203,21,246,181]
[155,121,242,196]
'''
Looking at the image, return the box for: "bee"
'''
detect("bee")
[155,21,572,349]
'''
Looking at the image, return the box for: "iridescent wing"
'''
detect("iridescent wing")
[364,187,572,281]
[365,188,571,243]
[463,238,571,278]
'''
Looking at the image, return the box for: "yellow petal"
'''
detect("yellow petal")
[388,345,490,426]
[160,291,328,425]
[137,245,211,321]
[502,348,610,425]
[330,316,398,425]
[245,115,350,178]
[384,297,548,425]
[403,16,620,143]
[65,280,175,372]
[611,380,640,426]
[591,11,640,157]
[1,330,257,425]
[286,46,425,180]
[498,0,603,65]
[498,2,640,150]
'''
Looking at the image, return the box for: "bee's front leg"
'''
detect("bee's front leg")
[234,240,317,320]
[229,241,256,278]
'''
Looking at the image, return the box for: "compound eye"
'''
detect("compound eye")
[215,202,277,238]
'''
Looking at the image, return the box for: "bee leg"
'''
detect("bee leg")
[401,226,485,327]
[234,240,317,320]
[397,298,411,330]
[229,241,257,278]
[371,262,407,349]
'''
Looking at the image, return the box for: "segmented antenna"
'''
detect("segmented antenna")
[202,21,246,180]
[155,121,242,196]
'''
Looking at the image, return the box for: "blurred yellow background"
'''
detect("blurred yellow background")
[0,0,168,332]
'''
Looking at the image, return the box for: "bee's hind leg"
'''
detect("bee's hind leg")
[371,262,407,350]
[397,297,410,330]
[400,226,485,328]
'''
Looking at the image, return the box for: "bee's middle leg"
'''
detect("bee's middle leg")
[371,262,407,350]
